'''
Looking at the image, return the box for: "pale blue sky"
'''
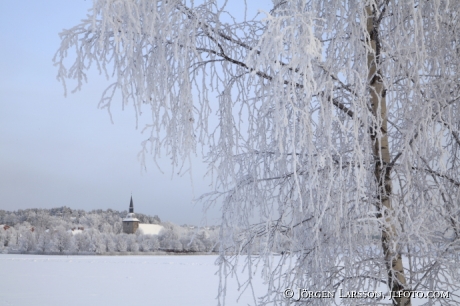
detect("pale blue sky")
[0,0,271,225]
[0,0,222,225]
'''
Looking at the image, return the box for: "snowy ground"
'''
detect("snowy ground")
[0,254,457,305]
[0,254,263,306]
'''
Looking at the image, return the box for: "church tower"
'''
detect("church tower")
[122,195,140,234]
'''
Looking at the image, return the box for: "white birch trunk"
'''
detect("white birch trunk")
[366,5,411,305]
[55,1,460,305]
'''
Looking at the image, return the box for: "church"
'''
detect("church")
[122,196,164,235]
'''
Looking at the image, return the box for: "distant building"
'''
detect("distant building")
[0,225,11,231]
[122,196,164,235]
[138,223,163,235]
[122,196,140,234]
[68,227,84,235]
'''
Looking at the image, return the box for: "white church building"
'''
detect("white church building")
[122,196,163,235]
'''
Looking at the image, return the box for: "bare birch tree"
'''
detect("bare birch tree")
[55,0,460,305]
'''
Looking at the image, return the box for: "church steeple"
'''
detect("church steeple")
[123,195,139,234]
[129,195,134,213]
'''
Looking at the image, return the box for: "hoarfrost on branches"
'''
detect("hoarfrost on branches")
[55,0,460,305]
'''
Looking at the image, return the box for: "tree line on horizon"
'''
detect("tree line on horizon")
[0,207,219,254]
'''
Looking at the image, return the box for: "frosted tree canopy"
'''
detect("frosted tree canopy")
[55,0,460,305]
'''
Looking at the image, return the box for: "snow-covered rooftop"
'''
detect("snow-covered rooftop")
[123,213,140,222]
[68,229,83,235]
[138,224,164,235]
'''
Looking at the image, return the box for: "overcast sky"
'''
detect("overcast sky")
[0,0,264,225]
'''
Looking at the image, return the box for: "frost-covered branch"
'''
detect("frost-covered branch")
[55,1,460,305]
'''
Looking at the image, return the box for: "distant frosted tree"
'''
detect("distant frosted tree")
[104,233,117,252]
[3,227,18,249]
[36,234,45,253]
[116,233,128,252]
[130,241,140,252]
[54,226,73,253]
[201,233,217,253]
[0,229,6,252]
[139,237,149,252]
[91,231,106,254]
[169,240,183,252]
[3,214,18,226]
[37,211,52,229]
[159,225,184,251]
[181,231,206,252]
[137,233,153,252]
[148,235,160,251]
[112,222,123,235]
[84,228,103,252]
[126,234,139,252]
[56,0,460,305]
[74,232,88,253]
[18,230,36,253]
[191,237,206,252]
[100,222,113,234]
[36,231,53,253]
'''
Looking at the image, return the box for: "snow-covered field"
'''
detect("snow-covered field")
[1,254,457,306]
[0,254,262,306]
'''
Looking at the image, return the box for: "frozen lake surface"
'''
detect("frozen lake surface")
[1,254,457,305]
[0,254,262,306]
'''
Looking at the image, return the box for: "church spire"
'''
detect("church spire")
[129,195,134,213]
[123,194,139,234]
